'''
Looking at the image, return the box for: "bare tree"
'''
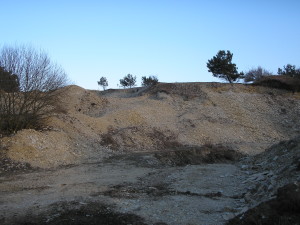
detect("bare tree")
[0,44,69,134]
[244,66,272,83]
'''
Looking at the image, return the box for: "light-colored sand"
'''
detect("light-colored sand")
[2,83,300,168]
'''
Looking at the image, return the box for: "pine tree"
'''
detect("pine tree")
[98,76,108,90]
[207,50,243,83]
[0,66,19,92]
[119,74,136,88]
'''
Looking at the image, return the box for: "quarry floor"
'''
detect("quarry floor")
[0,149,252,225]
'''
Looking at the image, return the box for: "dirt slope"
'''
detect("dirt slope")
[1,82,300,225]
[1,82,300,168]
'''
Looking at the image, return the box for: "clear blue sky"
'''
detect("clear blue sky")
[1,0,299,89]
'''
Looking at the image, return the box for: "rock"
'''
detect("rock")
[244,192,252,203]
[241,164,248,169]
[268,184,274,191]
[222,213,235,220]
[239,206,249,214]
[248,173,265,181]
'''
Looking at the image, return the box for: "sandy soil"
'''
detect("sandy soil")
[0,82,299,224]
[2,82,300,169]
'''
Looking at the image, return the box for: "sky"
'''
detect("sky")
[0,0,299,89]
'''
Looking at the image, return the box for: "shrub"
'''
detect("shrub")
[244,66,272,83]
[141,76,158,87]
[119,74,136,88]
[98,76,108,90]
[0,66,19,92]
[278,64,300,78]
[253,75,300,92]
[0,44,69,134]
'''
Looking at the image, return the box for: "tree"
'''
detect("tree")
[244,66,272,83]
[0,44,69,134]
[97,76,108,90]
[0,66,19,92]
[278,64,300,78]
[119,74,136,88]
[207,50,243,83]
[141,75,158,87]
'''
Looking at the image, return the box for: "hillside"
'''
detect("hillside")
[1,82,300,168]
[1,82,300,225]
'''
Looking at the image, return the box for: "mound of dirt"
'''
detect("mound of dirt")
[1,129,78,168]
[1,82,300,168]
[100,126,181,151]
[141,82,209,101]
[57,85,108,117]
[1,85,111,169]
[153,144,244,166]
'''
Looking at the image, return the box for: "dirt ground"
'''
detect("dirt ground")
[0,147,252,225]
[1,139,300,225]
[0,83,300,224]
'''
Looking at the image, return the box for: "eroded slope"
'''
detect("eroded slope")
[1,82,300,168]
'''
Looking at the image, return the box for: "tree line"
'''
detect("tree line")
[207,50,300,83]
[98,50,300,90]
[1,44,299,135]
[97,75,158,90]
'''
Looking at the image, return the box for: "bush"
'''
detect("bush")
[0,66,19,92]
[0,44,69,134]
[244,66,272,83]
[98,76,108,90]
[119,74,136,88]
[278,64,300,78]
[253,75,300,92]
[141,76,158,87]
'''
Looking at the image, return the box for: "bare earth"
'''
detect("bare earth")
[0,82,299,224]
